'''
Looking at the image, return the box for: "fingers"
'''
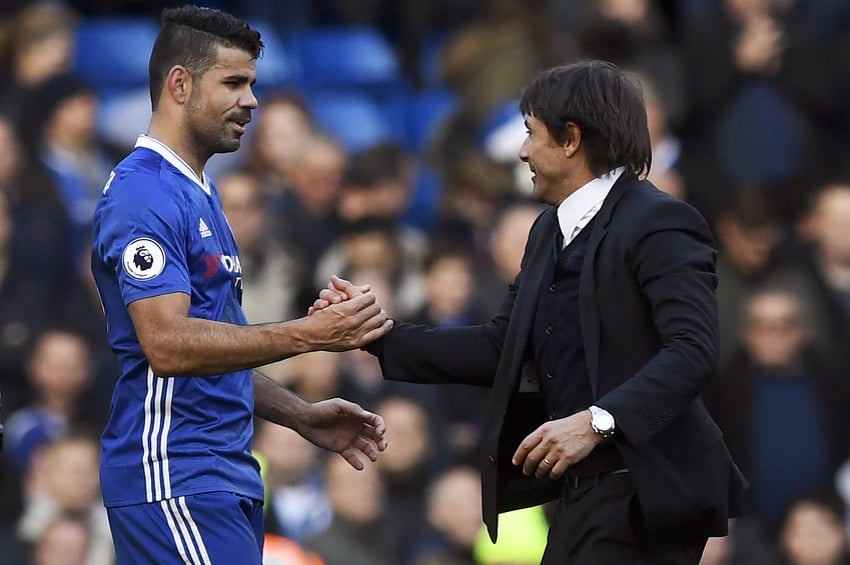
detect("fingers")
[330,275,370,299]
[339,448,365,471]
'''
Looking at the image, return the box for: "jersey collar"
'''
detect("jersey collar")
[135,134,211,196]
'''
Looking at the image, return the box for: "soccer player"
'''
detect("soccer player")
[90,6,393,564]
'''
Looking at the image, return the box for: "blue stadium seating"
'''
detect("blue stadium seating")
[289,27,401,91]
[308,92,394,152]
[74,18,160,92]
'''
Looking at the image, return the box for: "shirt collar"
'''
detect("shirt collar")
[557,167,624,241]
[135,134,211,195]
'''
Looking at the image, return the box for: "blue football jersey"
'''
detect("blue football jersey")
[91,135,263,507]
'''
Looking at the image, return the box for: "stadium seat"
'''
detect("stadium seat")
[308,92,395,152]
[248,20,302,90]
[403,89,457,151]
[290,27,401,91]
[74,18,160,92]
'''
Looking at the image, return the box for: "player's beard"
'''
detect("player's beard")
[185,93,242,157]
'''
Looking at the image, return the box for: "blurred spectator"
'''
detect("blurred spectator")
[373,396,435,563]
[24,73,124,265]
[794,181,850,365]
[4,328,95,476]
[280,350,343,402]
[431,0,553,175]
[777,489,850,565]
[218,169,302,380]
[316,141,428,317]
[700,518,781,565]
[714,188,831,370]
[253,421,332,544]
[18,431,113,565]
[30,512,92,565]
[304,456,391,565]
[574,0,684,125]
[247,91,315,196]
[640,72,686,201]
[0,3,77,127]
[319,216,424,318]
[271,130,347,311]
[479,200,543,316]
[705,286,850,533]
[435,153,516,260]
[0,112,73,305]
[410,243,489,465]
[680,0,841,223]
[408,465,482,565]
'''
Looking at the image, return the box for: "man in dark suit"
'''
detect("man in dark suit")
[314,60,746,564]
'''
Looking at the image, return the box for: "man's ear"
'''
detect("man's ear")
[562,121,582,158]
[165,65,192,105]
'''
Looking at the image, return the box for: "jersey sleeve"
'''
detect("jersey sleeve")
[93,170,191,306]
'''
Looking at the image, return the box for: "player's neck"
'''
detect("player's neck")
[147,119,207,179]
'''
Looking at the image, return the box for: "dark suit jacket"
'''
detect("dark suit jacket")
[368,174,746,542]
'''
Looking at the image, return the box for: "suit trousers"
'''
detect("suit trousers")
[540,472,707,564]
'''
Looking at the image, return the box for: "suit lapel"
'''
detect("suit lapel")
[580,174,635,398]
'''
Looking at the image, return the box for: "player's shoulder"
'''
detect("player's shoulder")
[103,147,184,204]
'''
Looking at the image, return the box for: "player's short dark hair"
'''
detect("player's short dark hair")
[149,5,263,110]
[519,60,651,178]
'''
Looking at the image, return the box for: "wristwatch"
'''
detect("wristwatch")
[588,405,616,439]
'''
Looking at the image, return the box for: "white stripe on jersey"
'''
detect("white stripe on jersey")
[178,496,212,565]
[143,366,175,502]
[151,376,164,500]
[161,377,175,499]
[160,499,193,565]
[142,368,155,502]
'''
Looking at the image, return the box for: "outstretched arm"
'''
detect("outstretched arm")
[253,370,387,470]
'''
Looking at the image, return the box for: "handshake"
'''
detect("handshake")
[302,275,393,352]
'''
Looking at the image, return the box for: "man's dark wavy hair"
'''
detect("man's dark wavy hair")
[519,60,651,178]
[148,5,263,110]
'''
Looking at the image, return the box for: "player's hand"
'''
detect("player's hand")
[511,409,603,480]
[308,275,368,315]
[295,398,387,470]
[307,289,392,350]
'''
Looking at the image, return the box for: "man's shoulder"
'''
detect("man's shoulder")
[102,149,185,206]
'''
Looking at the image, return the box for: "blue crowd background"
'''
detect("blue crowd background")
[2,0,850,564]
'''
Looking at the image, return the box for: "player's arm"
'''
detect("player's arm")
[253,370,387,470]
[128,291,392,376]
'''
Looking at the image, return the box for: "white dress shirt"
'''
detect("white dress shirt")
[556,167,624,247]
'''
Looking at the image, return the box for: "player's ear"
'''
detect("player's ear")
[165,65,192,105]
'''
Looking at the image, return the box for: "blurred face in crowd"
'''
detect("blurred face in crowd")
[780,501,847,565]
[28,331,91,407]
[717,215,781,277]
[809,185,850,267]
[326,455,383,523]
[490,204,540,280]
[428,467,483,548]
[251,98,312,178]
[424,255,474,319]
[744,291,807,371]
[43,437,101,511]
[0,117,21,186]
[218,172,264,251]
[253,422,320,487]
[46,91,99,149]
[287,135,346,214]
[376,397,430,474]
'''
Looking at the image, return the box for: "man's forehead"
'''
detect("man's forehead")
[210,45,257,73]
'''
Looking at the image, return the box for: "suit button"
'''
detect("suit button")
[546,372,553,379]
[488,456,496,464]
[545,326,552,335]
[548,284,556,292]
[550,412,556,419]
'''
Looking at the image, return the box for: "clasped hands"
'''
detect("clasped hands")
[306,275,393,350]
